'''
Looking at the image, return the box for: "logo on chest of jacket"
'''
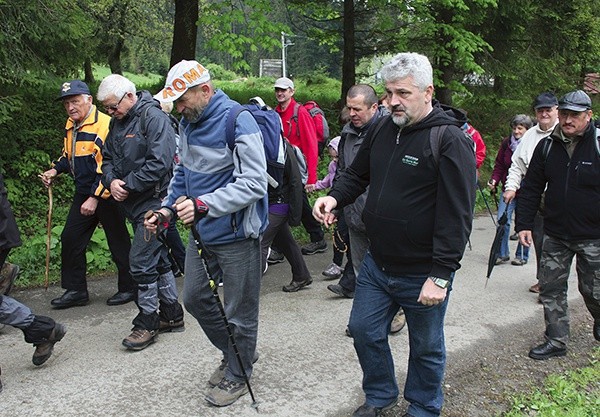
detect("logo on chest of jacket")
[402,155,419,167]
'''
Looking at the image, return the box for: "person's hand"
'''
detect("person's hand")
[518,230,533,247]
[39,169,58,188]
[487,179,497,192]
[503,190,516,203]
[144,208,171,233]
[174,196,209,225]
[110,179,129,202]
[417,278,448,306]
[312,196,338,227]
[305,184,316,193]
[80,196,98,216]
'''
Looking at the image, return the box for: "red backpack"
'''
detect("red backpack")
[290,101,330,145]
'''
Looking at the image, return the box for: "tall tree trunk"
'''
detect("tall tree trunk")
[108,38,124,75]
[340,0,355,107]
[83,58,94,84]
[170,0,199,67]
[437,65,454,105]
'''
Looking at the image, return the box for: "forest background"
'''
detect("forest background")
[1,0,600,286]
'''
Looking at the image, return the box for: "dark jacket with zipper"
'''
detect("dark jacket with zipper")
[517,122,600,240]
[100,91,176,219]
[328,106,476,279]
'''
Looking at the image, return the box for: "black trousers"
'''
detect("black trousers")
[300,191,324,243]
[60,193,135,292]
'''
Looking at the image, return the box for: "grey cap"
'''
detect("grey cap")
[558,90,592,112]
[274,77,294,89]
[533,92,558,109]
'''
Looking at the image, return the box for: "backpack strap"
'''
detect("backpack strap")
[541,136,553,163]
[428,125,448,167]
[139,106,151,138]
[289,102,301,139]
[225,104,246,150]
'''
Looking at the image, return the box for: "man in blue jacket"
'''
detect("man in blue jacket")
[313,52,475,417]
[150,60,268,407]
[517,90,600,360]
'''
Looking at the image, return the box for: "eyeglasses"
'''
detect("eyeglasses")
[104,93,127,112]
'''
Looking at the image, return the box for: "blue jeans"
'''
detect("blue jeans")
[348,252,449,417]
[183,236,261,383]
[498,197,529,260]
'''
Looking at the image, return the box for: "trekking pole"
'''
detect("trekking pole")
[175,196,258,410]
[477,181,497,227]
[143,211,185,274]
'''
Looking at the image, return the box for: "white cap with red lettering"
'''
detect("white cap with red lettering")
[154,60,211,103]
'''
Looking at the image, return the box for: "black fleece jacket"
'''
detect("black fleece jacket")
[517,121,600,240]
[328,106,476,279]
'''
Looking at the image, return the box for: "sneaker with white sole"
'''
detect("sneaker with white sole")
[205,378,249,407]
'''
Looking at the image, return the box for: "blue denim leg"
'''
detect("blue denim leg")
[348,253,399,409]
[497,198,515,258]
[349,252,449,417]
[183,236,261,382]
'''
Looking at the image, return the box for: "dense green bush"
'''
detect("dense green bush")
[1,66,516,287]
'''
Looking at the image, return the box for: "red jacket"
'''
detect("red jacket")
[465,124,486,169]
[276,98,318,184]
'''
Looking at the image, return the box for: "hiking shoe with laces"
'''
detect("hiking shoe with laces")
[301,240,327,255]
[209,352,260,387]
[494,256,510,265]
[158,319,185,333]
[322,262,343,279]
[205,377,249,407]
[511,258,527,266]
[267,249,285,264]
[122,328,157,351]
[32,323,67,366]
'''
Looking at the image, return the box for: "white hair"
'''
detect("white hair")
[380,52,433,90]
[97,74,136,101]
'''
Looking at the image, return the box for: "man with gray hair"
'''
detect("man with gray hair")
[97,74,185,351]
[517,90,600,360]
[149,60,268,407]
[313,53,475,417]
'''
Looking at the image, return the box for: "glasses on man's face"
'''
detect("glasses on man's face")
[104,93,127,112]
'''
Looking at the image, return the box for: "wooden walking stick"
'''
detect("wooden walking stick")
[44,183,53,290]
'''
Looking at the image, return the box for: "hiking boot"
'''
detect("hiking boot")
[32,323,66,366]
[0,263,20,295]
[529,283,541,293]
[282,278,313,292]
[158,319,185,333]
[494,256,510,265]
[205,377,249,407]
[511,258,527,266]
[390,310,406,334]
[327,283,354,299]
[122,328,157,351]
[301,240,327,255]
[208,352,260,387]
[509,232,518,241]
[267,249,285,265]
[528,341,566,360]
[352,399,398,417]
[322,262,343,280]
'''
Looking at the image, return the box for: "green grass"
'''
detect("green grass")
[502,348,600,417]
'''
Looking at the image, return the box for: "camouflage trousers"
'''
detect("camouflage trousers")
[539,235,600,347]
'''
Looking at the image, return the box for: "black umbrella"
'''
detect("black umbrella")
[486,208,508,287]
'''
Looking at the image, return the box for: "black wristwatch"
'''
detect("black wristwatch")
[430,277,450,289]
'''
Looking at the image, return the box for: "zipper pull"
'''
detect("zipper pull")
[396,130,400,145]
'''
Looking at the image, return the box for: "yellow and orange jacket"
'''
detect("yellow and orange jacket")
[52,105,111,198]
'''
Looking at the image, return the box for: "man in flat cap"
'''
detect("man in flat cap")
[504,92,559,294]
[517,89,600,360]
[41,80,136,309]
